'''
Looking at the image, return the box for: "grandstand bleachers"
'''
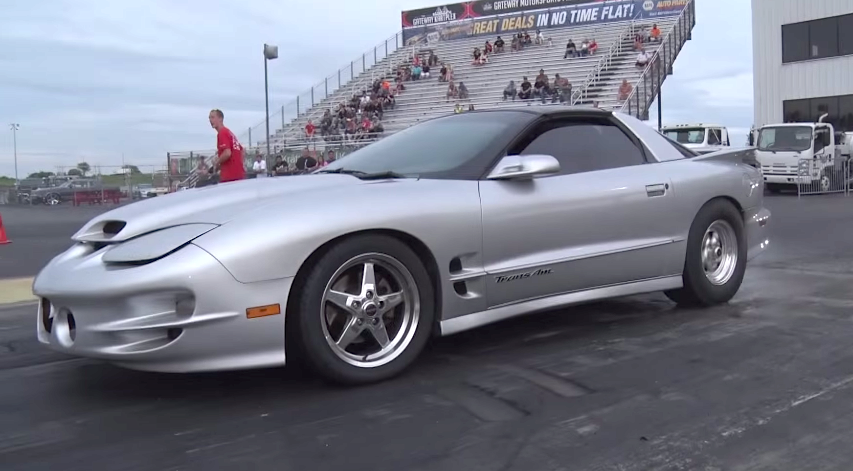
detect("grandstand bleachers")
[264,7,692,151]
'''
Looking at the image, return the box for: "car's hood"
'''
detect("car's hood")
[73,174,366,242]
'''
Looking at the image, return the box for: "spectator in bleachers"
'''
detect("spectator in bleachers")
[484,40,493,55]
[252,154,268,178]
[370,119,384,136]
[634,35,644,51]
[618,79,633,101]
[422,64,431,79]
[473,47,482,65]
[534,69,550,101]
[579,39,590,56]
[296,148,317,171]
[502,80,517,101]
[564,39,577,58]
[439,63,448,82]
[551,74,571,103]
[394,77,405,94]
[428,51,439,66]
[650,24,661,42]
[589,38,598,55]
[446,81,458,102]
[535,29,545,45]
[305,120,316,141]
[495,36,505,53]
[511,35,521,52]
[413,53,421,67]
[458,82,469,100]
[635,49,651,68]
[321,110,333,135]
[382,78,391,93]
[272,155,288,175]
[325,150,336,166]
[518,77,533,100]
[468,104,475,111]
[412,64,422,80]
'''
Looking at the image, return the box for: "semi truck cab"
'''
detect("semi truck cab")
[755,118,843,193]
[660,123,730,155]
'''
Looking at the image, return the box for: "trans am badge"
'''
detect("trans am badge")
[495,268,553,284]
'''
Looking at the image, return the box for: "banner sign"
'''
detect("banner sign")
[402,0,687,44]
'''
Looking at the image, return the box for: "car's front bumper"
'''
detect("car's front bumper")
[34,243,292,373]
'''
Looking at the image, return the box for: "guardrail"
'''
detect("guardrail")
[618,0,695,120]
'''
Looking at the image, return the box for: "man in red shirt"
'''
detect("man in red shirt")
[209,109,245,183]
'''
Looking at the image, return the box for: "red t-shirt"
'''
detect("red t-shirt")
[305,123,315,135]
[217,126,245,182]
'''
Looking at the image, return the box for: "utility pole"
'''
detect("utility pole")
[9,123,20,183]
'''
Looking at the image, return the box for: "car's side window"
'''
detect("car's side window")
[518,122,646,176]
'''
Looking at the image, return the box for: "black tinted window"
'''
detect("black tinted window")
[840,14,853,55]
[707,129,721,145]
[809,17,839,59]
[782,22,809,63]
[520,123,646,175]
[783,99,810,123]
[321,111,531,179]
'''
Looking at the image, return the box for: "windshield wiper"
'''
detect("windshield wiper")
[316,168,410,180]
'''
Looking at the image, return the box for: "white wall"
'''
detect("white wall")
[751,0,853,127]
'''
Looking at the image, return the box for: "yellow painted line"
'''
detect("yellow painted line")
[0,277,37,306]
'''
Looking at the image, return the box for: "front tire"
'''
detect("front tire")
[292,235,435,385]
[665,199,747,307]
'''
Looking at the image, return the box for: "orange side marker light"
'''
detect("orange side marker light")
[246,304,281,319]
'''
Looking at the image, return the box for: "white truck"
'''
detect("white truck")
[754,114,851,193]
[660,123,731,155]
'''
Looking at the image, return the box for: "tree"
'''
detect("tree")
[67,168,82,176]
[123,165,141,174]
[77,162,91,176]
[27,171,55,178]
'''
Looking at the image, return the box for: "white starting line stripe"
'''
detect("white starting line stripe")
[0,278,36,306]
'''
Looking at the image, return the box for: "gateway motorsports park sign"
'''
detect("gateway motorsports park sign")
[401,0,688,44]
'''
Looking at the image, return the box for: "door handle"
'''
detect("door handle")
[646,183,668,197]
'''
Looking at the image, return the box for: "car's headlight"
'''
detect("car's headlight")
[102,224,218,263]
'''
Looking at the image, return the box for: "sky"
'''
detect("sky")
[0,0,753,178]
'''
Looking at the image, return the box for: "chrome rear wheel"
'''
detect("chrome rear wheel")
[702,219,738,286]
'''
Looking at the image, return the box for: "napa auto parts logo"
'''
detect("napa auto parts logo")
[652,0,687,10]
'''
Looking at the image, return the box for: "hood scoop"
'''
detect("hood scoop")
[74,220,127,243]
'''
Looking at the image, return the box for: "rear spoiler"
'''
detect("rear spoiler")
[693,147,759,169]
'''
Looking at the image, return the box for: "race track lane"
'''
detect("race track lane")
[2,195,853,470]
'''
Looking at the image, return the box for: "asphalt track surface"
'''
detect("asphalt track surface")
[3,194,853,470]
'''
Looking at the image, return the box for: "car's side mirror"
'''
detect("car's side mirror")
[486,154,561,180]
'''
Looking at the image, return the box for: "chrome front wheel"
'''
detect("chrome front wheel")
[293,234,435,384]
[701,219,738,286]
[321,253,420,368]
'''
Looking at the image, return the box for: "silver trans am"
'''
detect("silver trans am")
[34,108,771,384]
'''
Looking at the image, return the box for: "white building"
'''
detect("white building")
[751,0,853,130]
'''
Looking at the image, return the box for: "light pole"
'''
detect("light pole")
[263,44,279,161]
[9,123,19,183]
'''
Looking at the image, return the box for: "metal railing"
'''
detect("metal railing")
[796,157,851,196]
[238,31,409,146]
[570,13,640,106]
[618,0,695,119]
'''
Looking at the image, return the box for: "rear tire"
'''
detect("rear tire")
[664,199,747,307]
[292,235,435,385]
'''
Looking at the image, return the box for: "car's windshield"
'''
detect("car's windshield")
[319,111,525,179]
[662,128,706,144]
[757,126,812,152]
